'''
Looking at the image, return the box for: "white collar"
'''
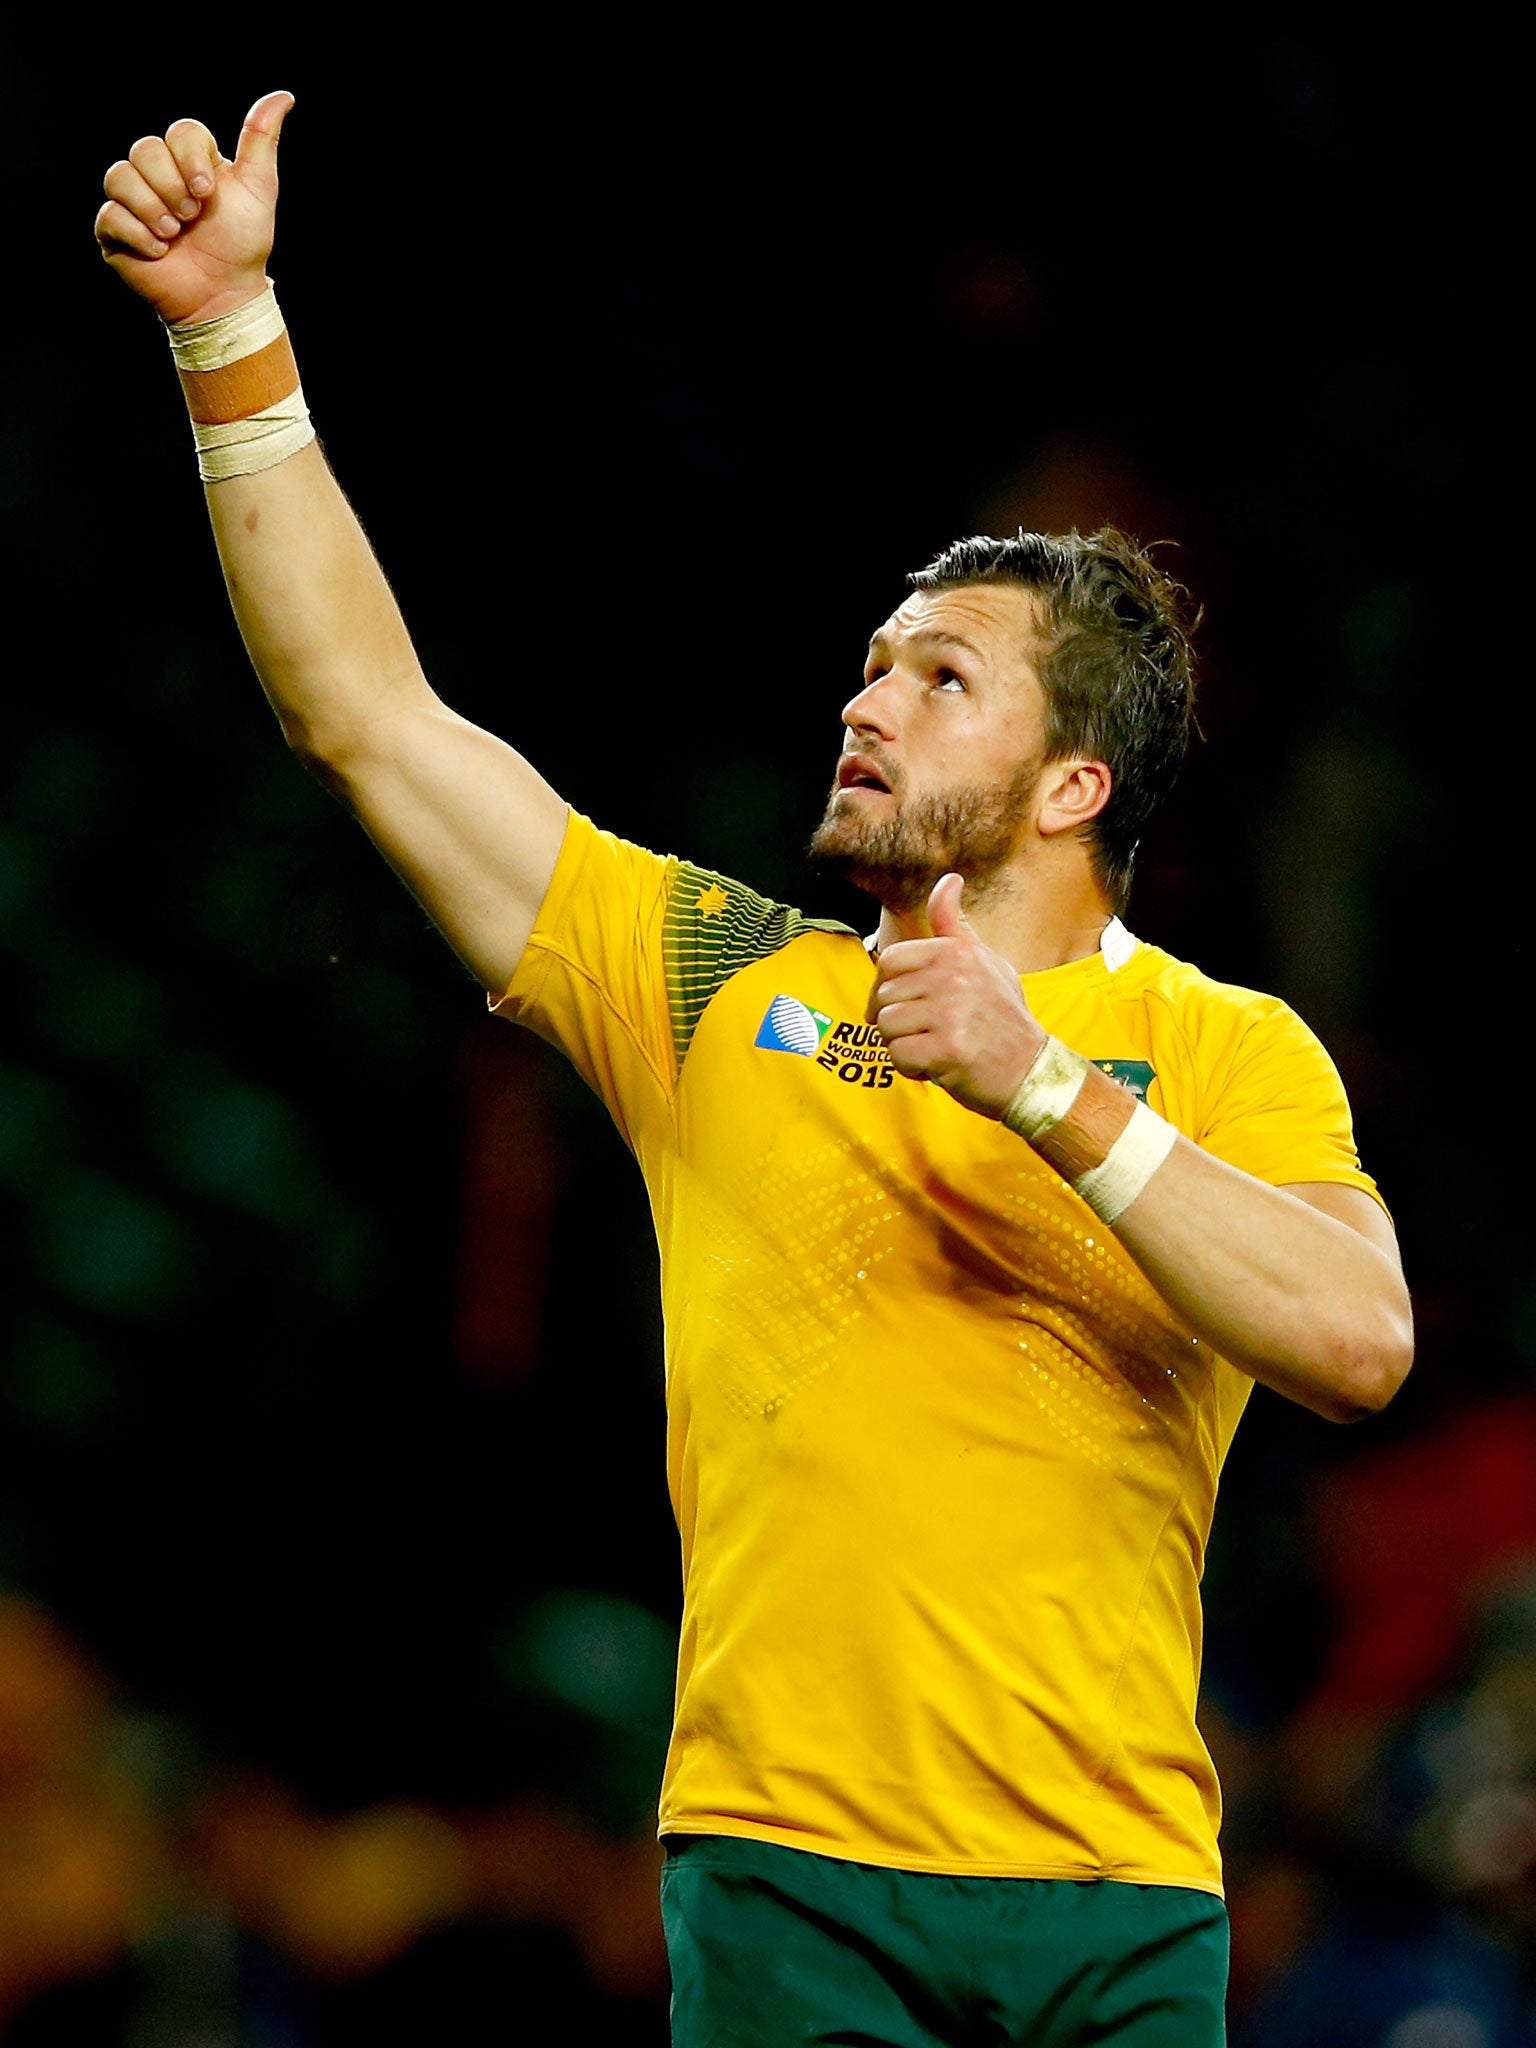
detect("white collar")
[1099,916,1138,972]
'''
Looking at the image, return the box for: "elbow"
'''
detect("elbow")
[282,716,358,806]
[279,689,435,797]
[279,707,336,772]
[1323,1308,1415,1425]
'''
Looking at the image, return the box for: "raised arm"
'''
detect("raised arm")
[95,91,567,996]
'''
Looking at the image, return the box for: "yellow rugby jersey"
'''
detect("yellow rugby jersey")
[494,810,1381,1895]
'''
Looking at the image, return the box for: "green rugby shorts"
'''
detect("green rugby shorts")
[660,1833,1228,2047]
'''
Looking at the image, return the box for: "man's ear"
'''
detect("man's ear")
[1037,758,1112,839]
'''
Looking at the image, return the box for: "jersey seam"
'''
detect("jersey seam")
[519,934,678,1116]
[1091,1391,1208,1804]
[1135,980,1208,1131]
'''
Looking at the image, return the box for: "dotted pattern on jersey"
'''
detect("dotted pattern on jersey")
[662,864,855,1072]
[997,1181,1210,1475]
[686,1140,905,1419]
[677,1131,1204,1446]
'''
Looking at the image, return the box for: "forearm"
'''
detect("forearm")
[205,436,441,770]
[1107,1140,1410,1421]
[1027,1061,1412,1423]
[163,277,440,770]
[204,431,567,990]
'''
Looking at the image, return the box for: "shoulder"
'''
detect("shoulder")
[1118,943,1375,1186]
[1115,941,1349,1128]
[555,812,856,940]
[538,812,855,949]
[664,859,860,1064]
[1122,940,1312,1041]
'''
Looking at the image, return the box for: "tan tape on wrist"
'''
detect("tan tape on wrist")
[167,284,315,481]
[177,332,300,422]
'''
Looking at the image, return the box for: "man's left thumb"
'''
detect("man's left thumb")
[927,871,967,937]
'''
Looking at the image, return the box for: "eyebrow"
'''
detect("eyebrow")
[867,627,986,664]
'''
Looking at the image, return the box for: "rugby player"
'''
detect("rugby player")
[96,90,1413,2047]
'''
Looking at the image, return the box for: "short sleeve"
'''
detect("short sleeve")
[491,809,679,1150]
[1194,994,1384,1205]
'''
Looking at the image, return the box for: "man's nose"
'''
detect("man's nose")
[841,673,901,741]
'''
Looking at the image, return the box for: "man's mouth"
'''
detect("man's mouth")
[836,755,893,794]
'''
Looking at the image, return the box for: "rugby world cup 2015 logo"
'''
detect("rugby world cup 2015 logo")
[754,993,835,1057]
[754,996,897,1090]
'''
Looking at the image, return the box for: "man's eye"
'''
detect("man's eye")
[935,668,966,692]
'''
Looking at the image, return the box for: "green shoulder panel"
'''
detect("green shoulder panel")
[663,862,857,1068]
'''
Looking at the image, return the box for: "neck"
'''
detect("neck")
[874,851,1116,973]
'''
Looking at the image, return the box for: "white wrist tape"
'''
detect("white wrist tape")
[190,390,315,481]
[1000,1036,1089,1141]
[166,283,315,482]
[1072,1099,1178,1226]
[166,287,287,373]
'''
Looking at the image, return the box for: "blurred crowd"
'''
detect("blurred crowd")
[0,1588,671,2040]
[1213,1397,1536,2046]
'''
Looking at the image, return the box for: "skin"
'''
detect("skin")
[97,92,1413,1424]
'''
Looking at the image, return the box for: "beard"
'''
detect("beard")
[809,761,1039,914]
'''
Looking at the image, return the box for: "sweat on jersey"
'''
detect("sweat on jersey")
[492,809,1382,1895]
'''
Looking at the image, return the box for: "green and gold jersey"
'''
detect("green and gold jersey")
[494,810,1381,1895]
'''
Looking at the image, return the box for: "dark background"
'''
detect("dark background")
[1,32,1527,2046]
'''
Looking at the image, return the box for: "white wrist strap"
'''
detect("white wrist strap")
[191,389,315,481]
[167,287,287,372]
[1000,1037,1089,1140]
[1073,1099,1178,1226]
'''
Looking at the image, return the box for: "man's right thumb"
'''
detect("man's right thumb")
[235,90,294,174]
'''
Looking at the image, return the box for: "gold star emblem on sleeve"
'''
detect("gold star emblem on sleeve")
[697,884,730,920]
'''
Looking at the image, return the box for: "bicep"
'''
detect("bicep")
[1284,1180,1404,1271]
[322,700,569,995]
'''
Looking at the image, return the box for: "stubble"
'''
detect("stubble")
[809,764,1038,914]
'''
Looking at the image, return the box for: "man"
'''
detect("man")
[97,91,1412,2047]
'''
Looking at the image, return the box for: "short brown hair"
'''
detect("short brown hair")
[908,529,1198,912]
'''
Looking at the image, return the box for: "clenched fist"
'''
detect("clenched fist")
[867,872,1048,1118]
[95,90,293,326]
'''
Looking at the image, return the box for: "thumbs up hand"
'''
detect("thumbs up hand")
[97,90,295,326]
[867,873,1048,1118]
